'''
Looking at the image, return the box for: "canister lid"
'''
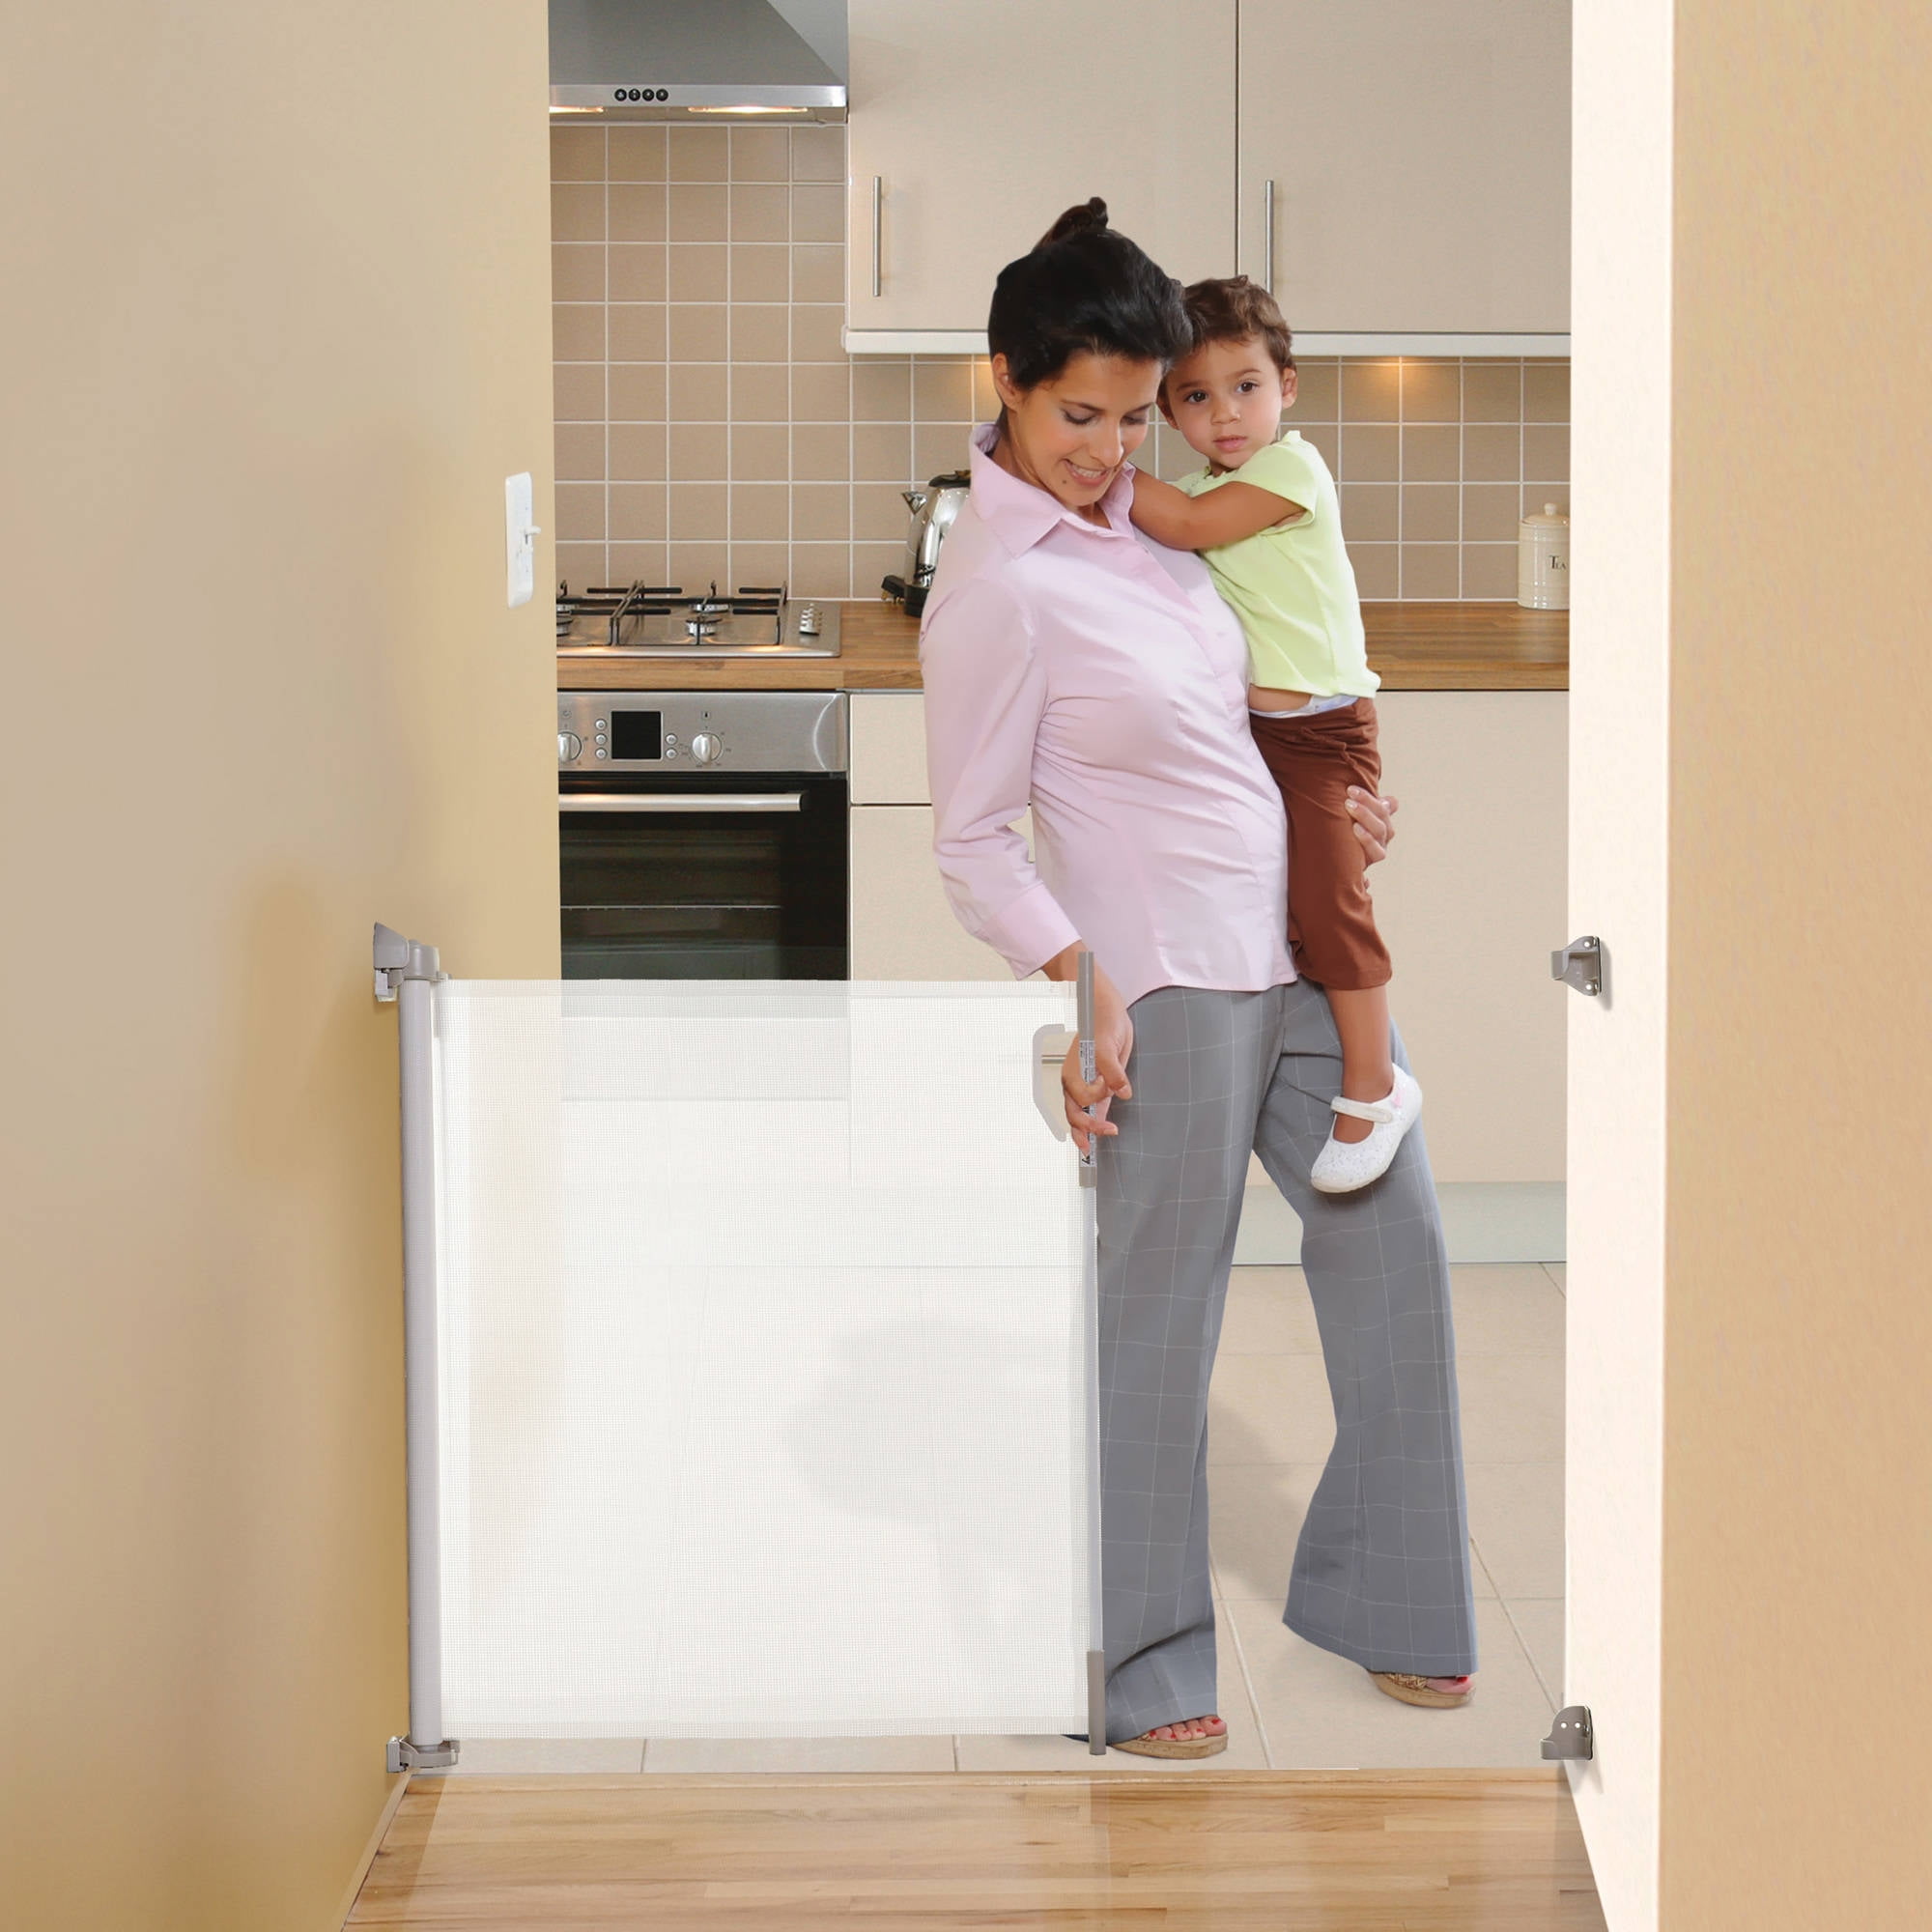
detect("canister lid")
[1521,501,1569,527]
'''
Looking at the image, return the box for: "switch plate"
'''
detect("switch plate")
[505,471,537,609]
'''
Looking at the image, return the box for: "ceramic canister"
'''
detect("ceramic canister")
[1517,501,1570,609]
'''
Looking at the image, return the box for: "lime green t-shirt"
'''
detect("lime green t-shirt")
[1178,432,1377,697]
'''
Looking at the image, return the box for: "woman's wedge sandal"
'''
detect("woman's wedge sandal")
[1370,1670,1473,1710]
[1111,1722,1230,1760]
[1310,1066,1424,1194]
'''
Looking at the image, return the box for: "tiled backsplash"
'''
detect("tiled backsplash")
[553,124,1569,602]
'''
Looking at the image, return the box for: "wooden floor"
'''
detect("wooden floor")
[349,1769,1605,1929]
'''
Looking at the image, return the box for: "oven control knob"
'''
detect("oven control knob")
[689,731,723,766]
[558,731,582,763]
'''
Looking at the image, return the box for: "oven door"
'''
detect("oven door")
[558,771,848,980]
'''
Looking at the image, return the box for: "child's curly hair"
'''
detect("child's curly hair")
[1178,275,1296,376]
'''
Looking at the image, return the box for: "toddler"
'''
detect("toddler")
[1129,276,1419,1192]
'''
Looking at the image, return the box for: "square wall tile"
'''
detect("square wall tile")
[730,183,789,243]
[1401,482,1460,542]
[609,244,667,301]
[668,126,729,182]
[1337,423,1398,482]
[792,483,851,541]
[730,482,789,541]
[607,304,666,362]
[1463,424,1522,481]
[791,182,845,243]
[853,422,912,481]
[730,126,792,183]
[609,423,667,480]
[1290,359,1339,421]
[1463,361,1522,421]
[852,542,902,598]
[555,540,606,588]
[790,124,846,183]
[914,423,975,478]
[553,303,605,362]
[1349,542,1398,599]
[667,362,725,422]
[730,363,789,423]
[669,183,728,242]
[1463,544,1519,599]
[608,184,666,244]
[730,423,789,482]
[668,482,728,540]
[608,541,668,584]
[914,358,976,420]
[669,540,729,586]
[1401,543,1461,598]
[791,304,846,363]
[552,244,604,302]
[668,246,727,303]
[550,126,606,183]
[730,541,791,589]
[854,482,913,543]
[1401,360,1460,422]
[1340,359,1400,421]
[554,363,606,421]
[552,182,605,243]
[730,244,789,302]
[791,423,850,481]
[554,482,606,542]
[554,422,606,481]
[1339,482,1398,542]
[608,126,667,182]
[1523,362,1570,422]
[1522,425,1570,480]
[790,545,851,598]
[792,362,853,423]
[791,244,844,304]
[1402,424,1460,481]
[1463,482,1523,542]
[610,482,667,542]
[668,423,728,480]
[668,304,727,361]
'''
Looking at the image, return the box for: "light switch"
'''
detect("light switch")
[505,471,538,609]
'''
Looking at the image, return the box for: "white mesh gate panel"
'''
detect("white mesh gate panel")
[430,980,1093,1740]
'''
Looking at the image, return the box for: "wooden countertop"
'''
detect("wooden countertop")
[558,601,1568,693]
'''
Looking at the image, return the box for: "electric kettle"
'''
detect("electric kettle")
[882,469,971,617]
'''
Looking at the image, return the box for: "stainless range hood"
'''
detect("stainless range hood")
[550,0,846,122]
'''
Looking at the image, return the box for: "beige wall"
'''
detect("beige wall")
[0,7,555,1929]
[551,121,1571,604]
[1661,2,1932,1923]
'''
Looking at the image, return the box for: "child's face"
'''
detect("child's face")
[1162,336,1297,472]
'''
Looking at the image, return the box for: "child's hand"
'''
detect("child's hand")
[1347,786,1400,865]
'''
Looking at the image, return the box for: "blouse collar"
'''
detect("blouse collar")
[967,421,1139,556]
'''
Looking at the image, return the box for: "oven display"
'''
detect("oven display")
[610,710,665,761]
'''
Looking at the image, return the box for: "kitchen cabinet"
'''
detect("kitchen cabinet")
[843,0,1236,351]
[845,1,1568,355]
[848,692,1026,979]
[1237,1,1570,341]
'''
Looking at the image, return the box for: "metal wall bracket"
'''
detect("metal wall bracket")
[1550,934,1605,998]
[374,922,447,1002]
[386,1735,460,1774]
[1540,1705,1594,1760]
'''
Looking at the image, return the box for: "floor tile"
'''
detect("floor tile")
[1219,1266,1321,1354]
[1453,1352,1566,1462]
[1449,1264,1566,1354]
[1226,1597,1554,1769]
[957,1608,1269,1773]
[1208,1461,1495,1603]
[643,1734,952,1773]
[1466,1461,1566,1597]
[1543,1263,1567,1294]
[443,1738,644,1775]
[1207,1353,1338,1463]
[1507,1598,1566,1706]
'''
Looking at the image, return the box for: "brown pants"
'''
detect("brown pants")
[1249,697,1392,992]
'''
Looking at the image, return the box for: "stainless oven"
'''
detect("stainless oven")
[558,691,847,980]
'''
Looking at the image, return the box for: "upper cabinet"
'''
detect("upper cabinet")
[1237,1,1570,339]
[845,0,1569,354]
[845,0,1236,348]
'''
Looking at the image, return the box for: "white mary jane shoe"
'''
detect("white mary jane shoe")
[1309,1066,1424,1194]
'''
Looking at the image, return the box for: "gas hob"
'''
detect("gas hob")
[555,582,841,659]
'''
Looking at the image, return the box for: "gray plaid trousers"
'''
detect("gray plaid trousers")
[1094,980,1478,1743]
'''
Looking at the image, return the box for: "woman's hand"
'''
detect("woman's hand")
[1346,786,1401,865]
[1042,945,1134,1153]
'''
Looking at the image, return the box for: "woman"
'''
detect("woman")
[921,202,1477,1758]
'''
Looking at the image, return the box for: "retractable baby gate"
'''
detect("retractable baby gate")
[374,925,1105,1768]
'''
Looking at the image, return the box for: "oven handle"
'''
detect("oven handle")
[558,792,804,813]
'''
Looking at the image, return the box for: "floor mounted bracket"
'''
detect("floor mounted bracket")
[387,1736,460,1774]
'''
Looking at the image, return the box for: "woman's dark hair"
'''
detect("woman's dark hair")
[986,198,1190,393]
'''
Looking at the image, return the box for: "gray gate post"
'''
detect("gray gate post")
[374,924,459,1775]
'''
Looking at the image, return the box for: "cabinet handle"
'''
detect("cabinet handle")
[870,175,883,298]
[1263,179,1276,294]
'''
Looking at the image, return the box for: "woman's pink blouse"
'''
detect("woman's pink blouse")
[918,428,1295,1009]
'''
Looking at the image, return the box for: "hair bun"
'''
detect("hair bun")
[1037,197,1110,247]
